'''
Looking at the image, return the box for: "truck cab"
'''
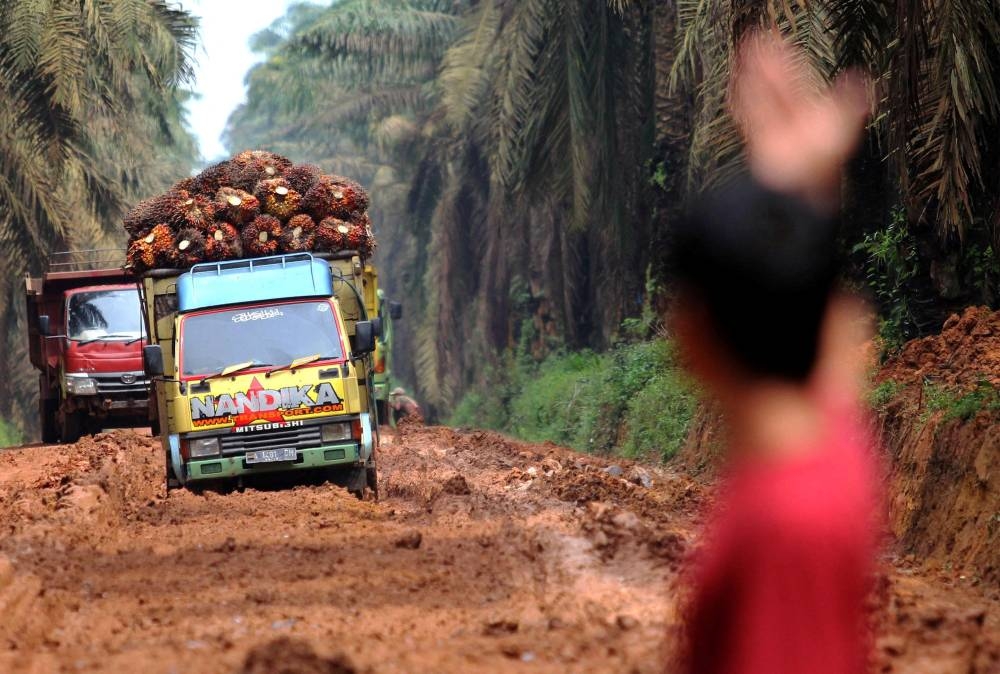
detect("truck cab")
[26,256,150,443]
[141,252,379,495]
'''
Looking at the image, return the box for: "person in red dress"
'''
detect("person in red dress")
[667,34,879,674]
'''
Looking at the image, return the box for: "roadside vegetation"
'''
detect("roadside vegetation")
[451,337,698,463]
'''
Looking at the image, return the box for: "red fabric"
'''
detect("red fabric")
[684,403,878,674]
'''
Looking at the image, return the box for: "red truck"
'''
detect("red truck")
[26,251,150,443]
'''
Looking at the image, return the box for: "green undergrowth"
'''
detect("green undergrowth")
[922,379,1000,422]
[0,417,22,448]
[450,339,698,462]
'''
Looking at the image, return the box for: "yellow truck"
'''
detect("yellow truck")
[139,252,381,496]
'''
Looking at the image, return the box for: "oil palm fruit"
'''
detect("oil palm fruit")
[126,239,156,273]
[315,217,352,252]
[303,175,369,220]
[175,195,216,231]
[279,214,317,252]
[242,215,282,256]
[215,187,260,226]
[283,164,321,195]
[123,197,157,237]
[204,222,242,260]
[256,178,301,222]
[228,150,293,191]
[190,160,232,196]
[172,227,207,268]
[142,223,176,267]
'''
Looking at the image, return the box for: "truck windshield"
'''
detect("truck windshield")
[67,289,145,341]
[180,301,344,377]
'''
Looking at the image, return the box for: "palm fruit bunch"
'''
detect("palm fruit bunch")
[346,217,377,258]
[182,160,230,197]
[174,195,216,231]
[130,223,176,269]
[121,150,377,274]
[227,150,293,191]
[204,222,242,261]
[302,175,369,220]
[283,164,321,195]
[256,178,301,221]
[280,214,317,252]
[126,238,156,271]
[172,228,207,268]
[315,217,352,252]
[242,215,282,256]
[215,187,260,225]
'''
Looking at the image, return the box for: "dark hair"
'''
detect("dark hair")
[666,176,839,382]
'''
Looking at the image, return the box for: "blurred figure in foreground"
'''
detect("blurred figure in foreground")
[667,34,879,674]
[389,387,423,423]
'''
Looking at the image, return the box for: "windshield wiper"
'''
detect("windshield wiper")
[196,360,271,387]
[264,354,324,377]
[77,333,145,346]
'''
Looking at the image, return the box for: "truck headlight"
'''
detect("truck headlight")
[321,422,352,443]
[189,437,220,458]
[64,374,97,396]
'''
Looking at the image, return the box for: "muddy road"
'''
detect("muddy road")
[0,426,996,673]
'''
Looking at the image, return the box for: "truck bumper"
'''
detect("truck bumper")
[185,442,360,481]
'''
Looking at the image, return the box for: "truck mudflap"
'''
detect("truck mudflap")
[168,434,186,486]
[360,412,374,462]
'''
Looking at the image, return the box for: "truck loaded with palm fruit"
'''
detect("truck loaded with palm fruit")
[128,151,383,495]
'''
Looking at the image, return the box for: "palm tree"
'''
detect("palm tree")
[0,0,199,436]
[668,0,1000,332]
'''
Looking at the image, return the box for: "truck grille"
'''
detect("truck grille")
[92,372,150,395]
[219,425,324,456]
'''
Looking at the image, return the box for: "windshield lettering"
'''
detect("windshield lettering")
[231,308,284,323]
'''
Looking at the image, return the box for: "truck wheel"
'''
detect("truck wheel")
[366,466,379,501]
[39,398,58,444]
[59,410,85,444]
[150,418,161,437]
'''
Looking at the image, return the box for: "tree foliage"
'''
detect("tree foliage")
[228,0,1000,421]
[0,0,199,437]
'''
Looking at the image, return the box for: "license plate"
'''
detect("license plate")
[245,448,297,464]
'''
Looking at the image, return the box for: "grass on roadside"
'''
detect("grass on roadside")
[450,339,698,462]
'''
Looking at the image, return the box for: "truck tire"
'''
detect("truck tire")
[366,466,379,501]
[39,398,58,444]
[59,410,85,444]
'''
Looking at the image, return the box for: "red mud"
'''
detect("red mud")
[0,422,994,672]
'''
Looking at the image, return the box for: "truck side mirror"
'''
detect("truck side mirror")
[144,344,164,377]
[389,301,402,320]
[370,316,383,339]
[354,321,376,356]
[38,315,50,336]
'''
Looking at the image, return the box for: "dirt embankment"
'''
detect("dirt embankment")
[874,306,1000,589]
[675,307,999,586]
[671,306,1000,672]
